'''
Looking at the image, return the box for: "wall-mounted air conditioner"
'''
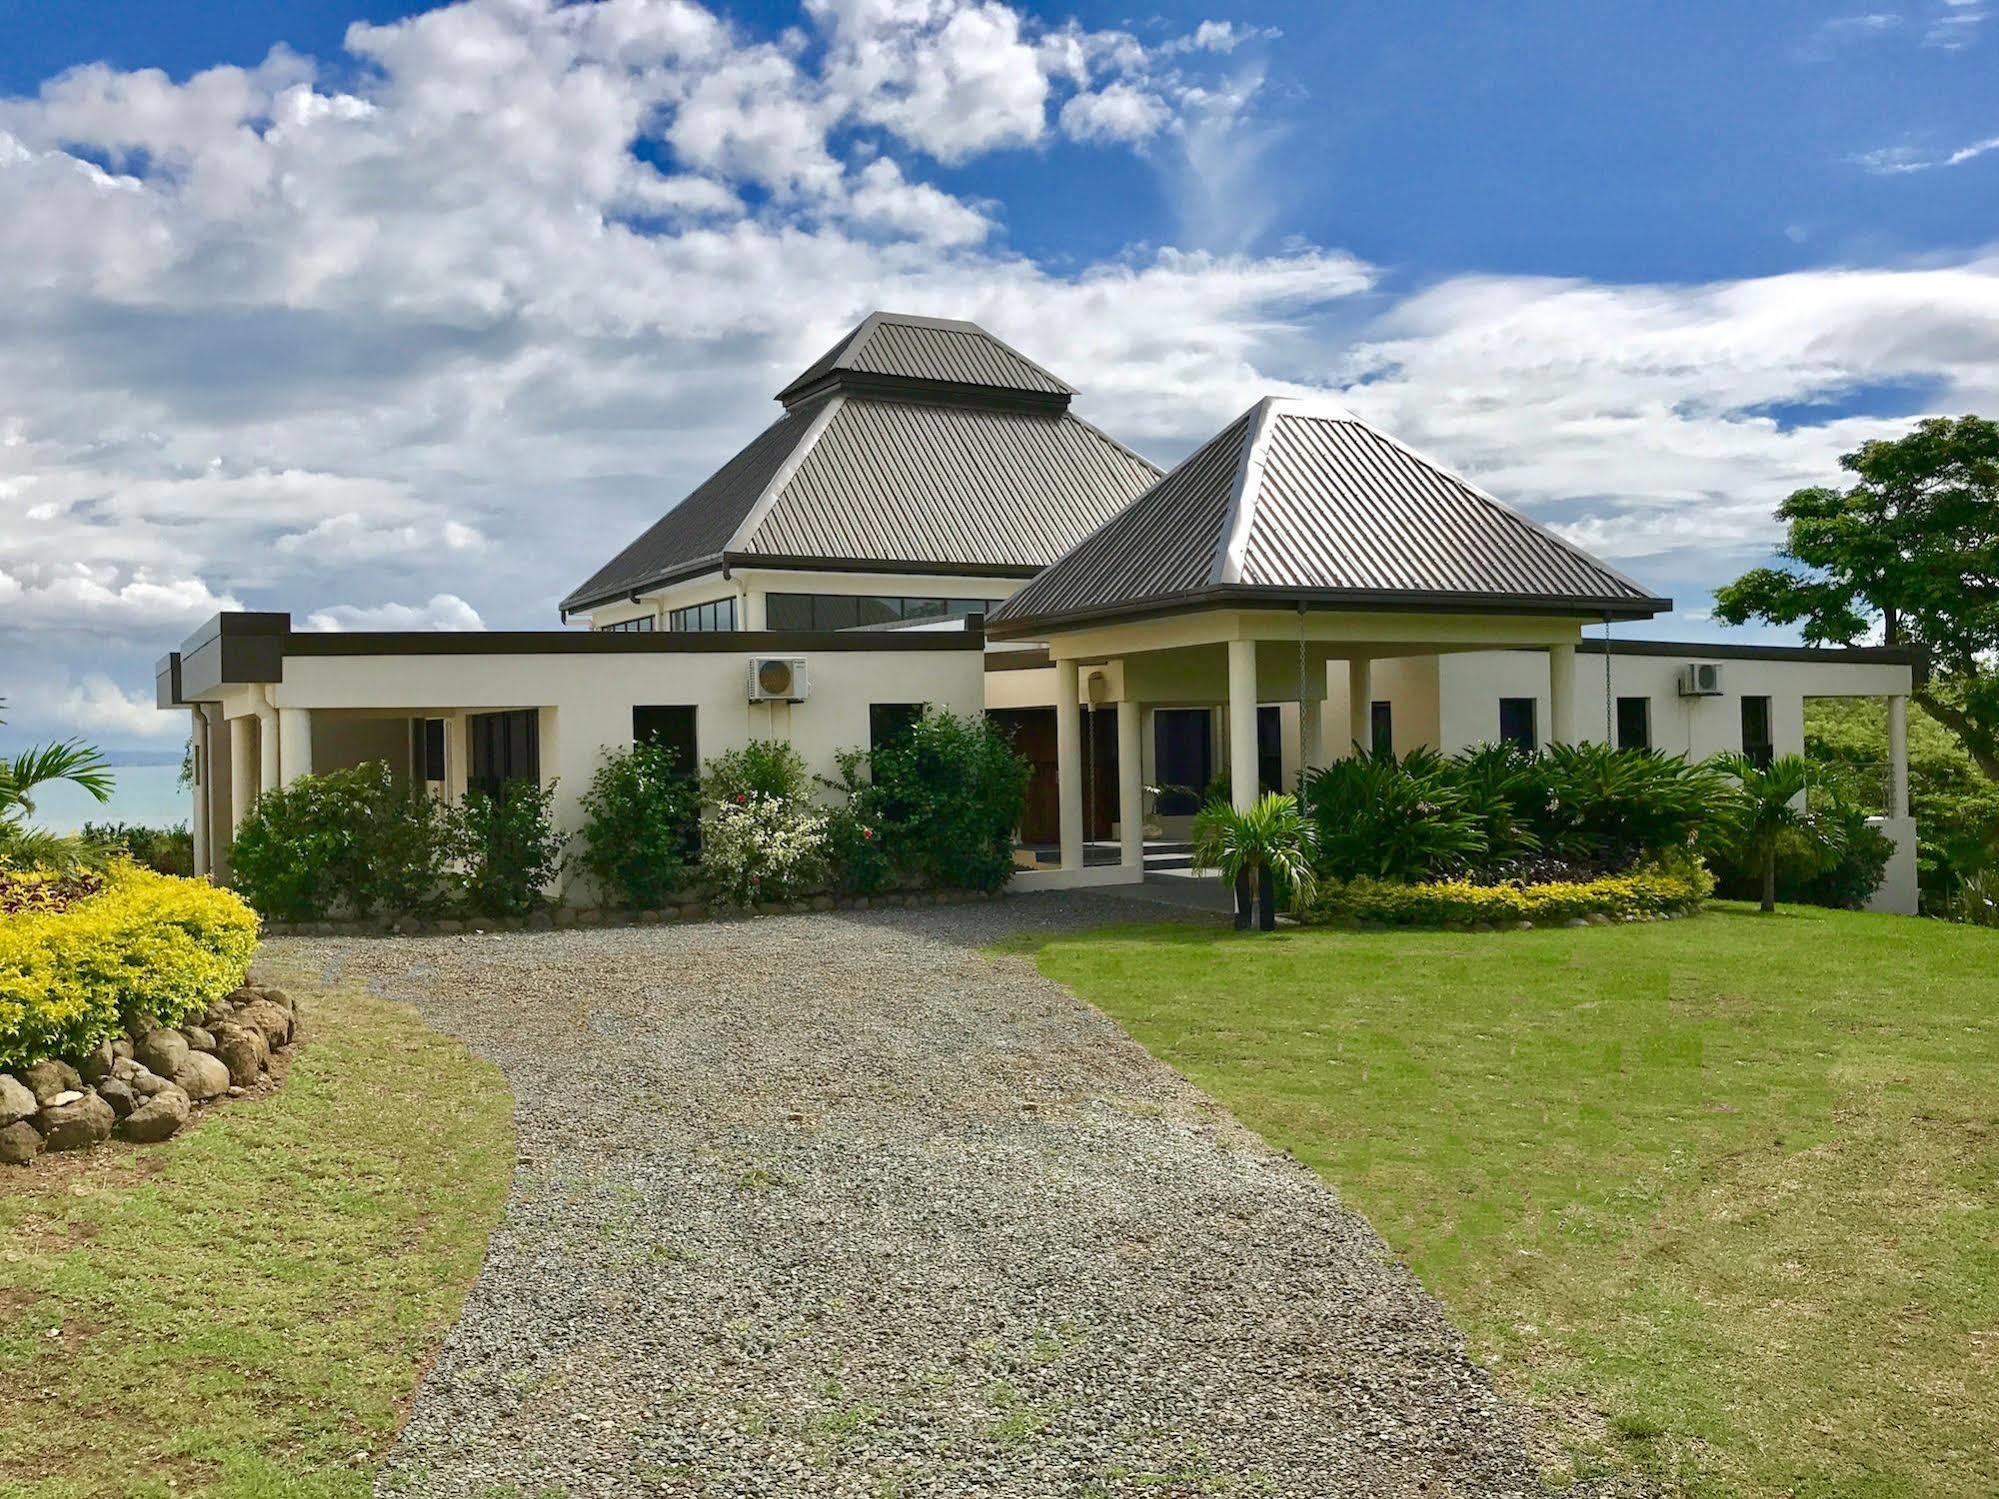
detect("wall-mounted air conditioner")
[748,656,810,703]
[1677,663,1724,697]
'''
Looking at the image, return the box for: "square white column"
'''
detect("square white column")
[1118,697,1145,870]
[1054,658,1084,870]
[1228,639,1259,811]
[229,715,257,833]
[277,707,313,786]
[1548,643,1578,745]
[1888,695,1910,819]
[1347,658,1372,756]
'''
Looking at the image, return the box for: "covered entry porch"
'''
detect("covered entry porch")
[1015,607,1592,888]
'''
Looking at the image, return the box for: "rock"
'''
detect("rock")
[526,910,553,931]
[234,1000,293,1050]
[111,1037,133,1062]
[135,1028,190,1078]
[0,1073,38,1128]
[122,1086,191,1143]
[48,1089,83,1108]
[97,1077,139,1118]
[20,1059,82,1105]
[256,986,293,1014]
[182,1025,217,1053]
[129,1067,170,1098]
[0,1120,43,1166]
[1562,917,1591,929]
[210,1023,270,1087]
[171,1052,230,1103]
[78,1041,117,1083]
[38,1091,115,1151]
[110,1056,139,1082]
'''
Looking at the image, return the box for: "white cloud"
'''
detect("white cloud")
[1925,0,1987,47]
[841,157,991,244]
[54,673,182,739]
[302,594,487,632]
[1855,132,1999,172]
[1059,82,1169,144]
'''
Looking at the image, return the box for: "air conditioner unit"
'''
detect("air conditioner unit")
[1677,663,1724,697]
[748,656,809,703]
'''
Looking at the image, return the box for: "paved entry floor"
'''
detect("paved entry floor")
[280,896,1552,1497]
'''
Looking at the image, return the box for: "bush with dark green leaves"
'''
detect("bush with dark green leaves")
[1707,782,1893,911]
[820,748,896,895]
[701,740,810,805]
[228,763,454,920]
[579,739,700,909]
[453,778,565,917]
[833,711,1031,892]
[1301,748,1487,883]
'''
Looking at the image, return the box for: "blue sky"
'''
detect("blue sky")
[0,0,1995,748]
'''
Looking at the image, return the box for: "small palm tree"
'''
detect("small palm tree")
[0,699,114,869]
[1715,752,1812,913]
[1192,792,1316,931]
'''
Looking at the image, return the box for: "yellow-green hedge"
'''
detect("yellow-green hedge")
[0,862,260,1070]
[1306,858,1713,929]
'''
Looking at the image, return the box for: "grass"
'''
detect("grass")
[1024,902,1998,1498]
[0,968,514,1499]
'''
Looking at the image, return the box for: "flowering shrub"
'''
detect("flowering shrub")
[1304,855,1712,929]
[702,793,828,907]
[0,861,259,1069]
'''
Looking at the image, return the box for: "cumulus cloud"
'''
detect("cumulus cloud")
[54,673,182,739]
[1,0,1997,748]
[302,594,487,631]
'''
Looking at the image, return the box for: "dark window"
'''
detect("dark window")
[1616,696,1652,751]
[1257,704,1283,794]
[765,592,1005,631]
[1499,697,1537,752]
[870,703,924,753]
[1369,700,1393,756]
[668,597,736,633]
[1741,695,1774,768]
[597,616,656,633]
[415,718,446,782]
[1153,708,1213,815]
[468,710,539,800]
[632,705,698,777]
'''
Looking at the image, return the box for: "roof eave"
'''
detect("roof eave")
[987,585,1673,639]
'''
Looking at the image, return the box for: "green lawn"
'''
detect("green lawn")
[1026,903,1998,1498]
[0,970,514,1499]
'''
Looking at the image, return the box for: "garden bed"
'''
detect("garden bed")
[1304,862,1712,930]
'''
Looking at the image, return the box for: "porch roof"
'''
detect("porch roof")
[988,397,1671,637]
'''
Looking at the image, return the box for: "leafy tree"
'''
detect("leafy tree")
[1713,416,1999,779]
[579,739,699,908]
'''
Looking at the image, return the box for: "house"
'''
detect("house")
[158,312,1922,912]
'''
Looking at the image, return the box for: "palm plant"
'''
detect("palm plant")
[1714,752,1813,912]
[1192,791,1316,931]
[0,699,115,870]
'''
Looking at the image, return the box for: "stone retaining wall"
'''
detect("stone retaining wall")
[0,983,298,1167]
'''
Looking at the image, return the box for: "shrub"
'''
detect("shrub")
[1304,855,1713,929]
[1302,749,1487,883]
[452,779,565,917]
[702,740,810,805]
[1532,742,1724,870]
[229,763,453,920]
[821,748,895,895]
[863,710,1031,891]
[579,740,700,908]
[228,771,370,921]
[80,822,194,877]
[0,862,259,1070]
[702,794,828,907]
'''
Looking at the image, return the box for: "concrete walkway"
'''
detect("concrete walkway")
[278,895,1551,1497]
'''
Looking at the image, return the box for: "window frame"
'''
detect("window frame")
[1615,696,1652,752]
[1499,697,1538,753]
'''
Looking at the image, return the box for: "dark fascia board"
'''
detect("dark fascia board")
[986,585,1673,640]
[176,611,290,699]
[560,554,726,616]
[1578,637,1927,668]
[282,625,985,656]
[778,371,1070,415]
[154,652,184,709]
[724,552,1043,581]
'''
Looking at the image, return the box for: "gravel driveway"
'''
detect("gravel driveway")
[277,895,1551,1497]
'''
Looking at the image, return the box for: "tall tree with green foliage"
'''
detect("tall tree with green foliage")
[1713,415,1999,780]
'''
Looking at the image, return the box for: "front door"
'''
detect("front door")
[991,708,1058,844]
